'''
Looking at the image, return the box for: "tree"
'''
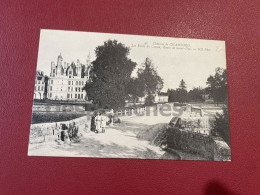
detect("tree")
[176,79,188,103]
[167,89,176,102]
[210,102,230,146]
[83,40,137,109]
[188,87,205,102]
[206,68,228,103]
[126,78,145,104]
[137,58,164,106]
[179,79,187,90]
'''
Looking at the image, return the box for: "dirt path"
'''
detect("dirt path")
[28,115,171,159]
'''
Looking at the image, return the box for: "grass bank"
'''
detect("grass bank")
[31,112,86,124]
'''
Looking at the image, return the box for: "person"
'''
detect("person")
[101,114,107,133]
[110,108,114,126]
[64,130,71,145]
[95,112,102,133]
[72,122,78,137]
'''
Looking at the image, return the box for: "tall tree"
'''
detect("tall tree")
[167,89,176,102]
[176,79,188,103]
[206,67,228,103]
[84,40,137,109]
[126,78,145,104]
[137,58,164,106]
[210,102,230,146]
[179,79,187,90]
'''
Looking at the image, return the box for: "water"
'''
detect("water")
[32,103,85,113]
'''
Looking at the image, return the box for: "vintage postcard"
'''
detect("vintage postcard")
[28,29,230,161]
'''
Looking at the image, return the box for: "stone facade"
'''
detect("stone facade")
[34,71,47,100]
[138,94,168,103]
[46,54,92,101]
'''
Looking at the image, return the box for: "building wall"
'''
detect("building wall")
[138,94,168,103]
[34,72,46,100]
[46,54,91,101]
[47,76,88,100]
[155,95,168,103]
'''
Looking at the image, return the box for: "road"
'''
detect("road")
[28,114,174,159]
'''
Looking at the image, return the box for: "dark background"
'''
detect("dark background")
[0,0,259,194]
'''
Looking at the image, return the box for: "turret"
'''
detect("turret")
[64,62,67,71]
[76,59,81,77]
[51,61,55,77]
[56,53,63,76]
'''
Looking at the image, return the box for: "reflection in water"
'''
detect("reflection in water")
[33,104,85,113]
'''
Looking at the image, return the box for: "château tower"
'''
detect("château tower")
[56,53,63,76]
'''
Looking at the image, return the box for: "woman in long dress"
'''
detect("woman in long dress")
[101,115,107,133]
[95,112,102,133]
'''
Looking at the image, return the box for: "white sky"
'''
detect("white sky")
[37,29,226,91]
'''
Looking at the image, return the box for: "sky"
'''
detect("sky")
[37,29,226,91]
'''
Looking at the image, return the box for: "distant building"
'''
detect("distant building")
[202,94,214,103]
[137,92,168,104]
[47,54,92,101]
[155,92,168,103]
[34,71,47,100]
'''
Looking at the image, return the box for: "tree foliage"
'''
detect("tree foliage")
[168,79,188,103]
[126,78,145,104]
[136,58,164,106]
[179,79,187,90]
[210,103,230,146]
[206,67,228,102]
[188,87,205,102]
[84,40,137,109]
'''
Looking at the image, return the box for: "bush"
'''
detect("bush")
[210,106,230,146]
[137,123,168,144]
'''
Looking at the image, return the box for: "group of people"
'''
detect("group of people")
[91,112,108,133]
[58,122,79,144]
[57,111,113,145]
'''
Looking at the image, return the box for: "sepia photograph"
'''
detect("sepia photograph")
[28,29,230,161]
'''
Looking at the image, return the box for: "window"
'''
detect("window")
[75,94,77,98]
[68,87,70,91]
[38,81,40,84]
[71,87,73,91]
[76,88,77,92]
[50,86,52,91]
[81,94,83,99]
[53,69,55,73]
[67,94,70,98]
[50,93,52,98]
[38,86,40,90]
[41,86,44,91]
[68,81,71,85]
[76,81,78,85]
[69,71,72,75]
[51,80,53,84]
[72,81,73,85]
